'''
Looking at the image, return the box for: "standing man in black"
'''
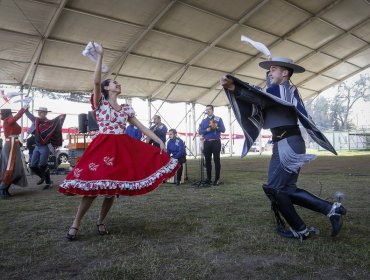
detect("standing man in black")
[199,105,225,186]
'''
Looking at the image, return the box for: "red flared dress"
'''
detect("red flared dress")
[59,98,179,196]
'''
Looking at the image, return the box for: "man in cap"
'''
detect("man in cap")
[220,56,346,240]
[25,107,65,189]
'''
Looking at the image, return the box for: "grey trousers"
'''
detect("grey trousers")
[264,135,332,231]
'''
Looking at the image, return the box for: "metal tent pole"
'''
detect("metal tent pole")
[147,98,152,126]
[20,86,24,142]
[188,114,192,153]
[185,103,188,148]
[228,105,233,157]
[191,102,197,157]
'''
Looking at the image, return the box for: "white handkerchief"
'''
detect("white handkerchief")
[241,35,271,59]
[5,92,23,99]
[13,97,33,104]
[82,42,109,73]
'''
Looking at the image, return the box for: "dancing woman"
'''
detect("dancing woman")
[59,43,179,240]
[0,100,32,198]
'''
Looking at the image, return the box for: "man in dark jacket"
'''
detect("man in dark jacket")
[167,129,186,186]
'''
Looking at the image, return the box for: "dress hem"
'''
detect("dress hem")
[58,158,179,196]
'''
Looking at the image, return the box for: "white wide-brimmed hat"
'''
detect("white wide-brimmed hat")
[259,56,305,73]
[35,107,51,112]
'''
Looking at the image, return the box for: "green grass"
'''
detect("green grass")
[1,155,370,279]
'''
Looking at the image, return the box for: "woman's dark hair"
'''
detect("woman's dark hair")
[169,128,177,134]
[101,79,111,99]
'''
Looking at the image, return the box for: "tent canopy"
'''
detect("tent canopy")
[0,0,369,106]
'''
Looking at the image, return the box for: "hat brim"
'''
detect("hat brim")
[35,109,51,112]
[259,60,305,73]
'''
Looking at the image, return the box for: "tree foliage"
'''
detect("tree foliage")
[306,74,369,131]
[331,74,370,130]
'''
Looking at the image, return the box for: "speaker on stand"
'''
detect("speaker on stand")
[87,111,99,132]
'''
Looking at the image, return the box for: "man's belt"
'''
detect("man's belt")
[6,135,19,141]
[271,125,301,143]
[205,138,220,142]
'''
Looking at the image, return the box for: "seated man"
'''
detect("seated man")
[167,129,186,186]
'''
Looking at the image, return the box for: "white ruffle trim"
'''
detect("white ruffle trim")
[60,158,178,192]
[278,138,316,173]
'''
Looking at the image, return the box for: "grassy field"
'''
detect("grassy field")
[0,154,369,280]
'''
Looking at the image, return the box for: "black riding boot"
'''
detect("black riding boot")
[5,185,12,197]
[289,188,332,214]
[40,165,51,189]
[290,188,346,237]
[0,183,10,199]
[263,185,309,240]
[31,166,45,185]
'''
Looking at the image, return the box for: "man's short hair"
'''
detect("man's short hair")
[169,128,177,134]
[281,67,294,78]
[153,115,161,120]
[206,105,214,111]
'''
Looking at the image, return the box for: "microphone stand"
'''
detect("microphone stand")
[192,116,211,188]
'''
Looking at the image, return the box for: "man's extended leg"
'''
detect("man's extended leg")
[38,145,51,189]
[203,141,212,183]
[212,139,221,184]
[30,146,44,184]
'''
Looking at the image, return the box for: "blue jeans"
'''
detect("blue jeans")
[30,145,50,168]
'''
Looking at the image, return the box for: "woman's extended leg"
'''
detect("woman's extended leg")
[68,196,97,236]
[97,196,115,234]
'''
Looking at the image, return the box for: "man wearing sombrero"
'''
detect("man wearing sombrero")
[220,56,347,240]
[25,107,65,189]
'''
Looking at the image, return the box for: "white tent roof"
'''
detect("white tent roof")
[0,0,369,106]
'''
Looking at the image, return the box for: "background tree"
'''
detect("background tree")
[330,74,370,131]
[305,96,333,130]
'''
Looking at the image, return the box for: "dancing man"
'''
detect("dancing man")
[59,43,179,241]
[148,115,167,148]
[0,98,32,198]
[167,129,186,186]
[25,107,65,189]
[221,56,346,240]
[199,105,225,186]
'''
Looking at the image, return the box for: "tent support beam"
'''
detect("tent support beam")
[195,0,344,103]
[150,0,270,99]
[21,0,68,87]
[109,0,178,79]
